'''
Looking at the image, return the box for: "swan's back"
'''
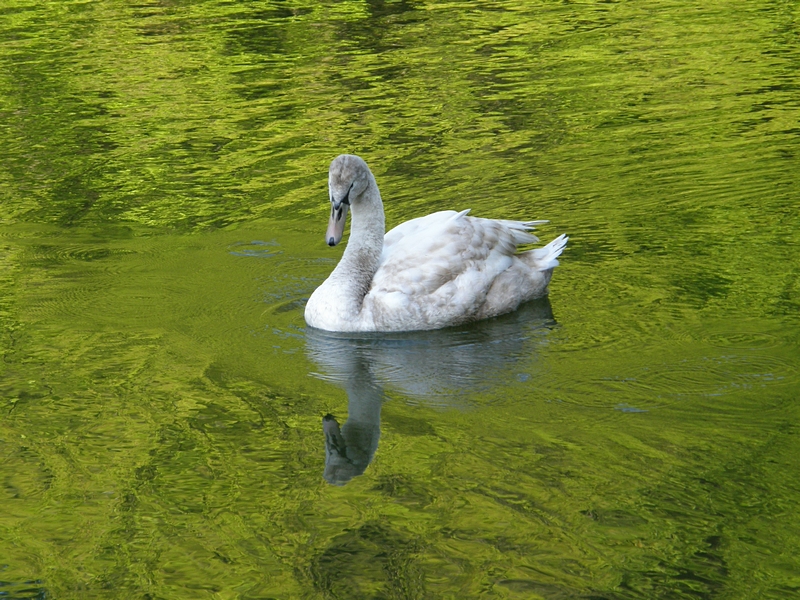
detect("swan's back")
[360,210,566,331]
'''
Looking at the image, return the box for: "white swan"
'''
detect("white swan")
[304,154,567,332]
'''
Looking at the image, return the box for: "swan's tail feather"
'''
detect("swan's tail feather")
[528,234,568,271]
[498,219,549,245]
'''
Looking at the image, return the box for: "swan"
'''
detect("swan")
[304,154,567,332]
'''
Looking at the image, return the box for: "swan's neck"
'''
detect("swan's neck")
[328,176,385,317]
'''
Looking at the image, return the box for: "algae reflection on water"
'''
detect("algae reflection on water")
[1,0,799,598]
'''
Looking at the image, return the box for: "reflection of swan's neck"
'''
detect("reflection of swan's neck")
[344,376,383,424]
[340,370,383,466]
[328,177,385,318]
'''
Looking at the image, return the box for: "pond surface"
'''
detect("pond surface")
[1,0,799,598]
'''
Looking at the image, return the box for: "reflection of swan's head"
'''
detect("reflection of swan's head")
[322,414,352,485]
[323,413,376,486]
[326,154,374,247]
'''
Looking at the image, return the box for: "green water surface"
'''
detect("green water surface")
[1,0,799,598]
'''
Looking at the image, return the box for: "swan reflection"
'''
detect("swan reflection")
[306,298,556,485]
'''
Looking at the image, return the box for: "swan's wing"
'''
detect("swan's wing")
[381,210,463,259]
[367,211,543,329]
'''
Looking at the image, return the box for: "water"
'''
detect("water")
[1,0,799,597]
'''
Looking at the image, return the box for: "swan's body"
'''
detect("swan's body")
[304,154,567,332]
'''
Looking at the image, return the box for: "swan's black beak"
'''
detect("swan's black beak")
[326,197,350,247]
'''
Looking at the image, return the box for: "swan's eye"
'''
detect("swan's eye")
[341,182,354,206]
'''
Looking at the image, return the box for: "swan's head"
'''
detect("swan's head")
[326,154,371,246]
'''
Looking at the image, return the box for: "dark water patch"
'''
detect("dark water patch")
[308,521,424,600]
[0,578,48,600]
